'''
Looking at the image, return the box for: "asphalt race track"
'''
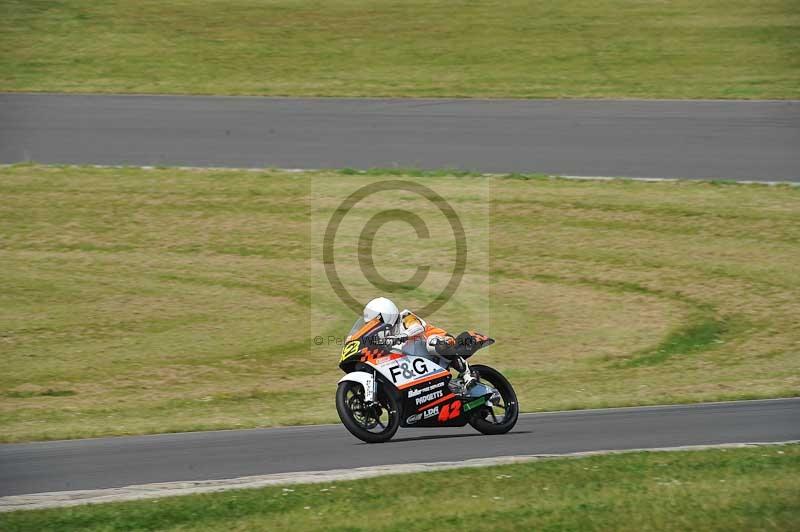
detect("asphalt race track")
[1,94,798,181]
[1,95,799,502]
[1,399,798,497]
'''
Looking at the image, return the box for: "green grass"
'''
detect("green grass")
[1,0,799,99]
[2,445,798,531]
[1,165,800,442]
[620,315,728,367]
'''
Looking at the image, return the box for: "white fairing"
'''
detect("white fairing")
[367,354,449,389]
[338,371,375,402]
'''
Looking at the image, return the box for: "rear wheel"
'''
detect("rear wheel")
[467,364,519,435]
[336,380,400,443]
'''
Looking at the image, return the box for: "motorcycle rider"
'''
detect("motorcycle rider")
[361,297,476,390]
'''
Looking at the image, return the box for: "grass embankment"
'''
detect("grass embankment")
[1,165,799,442]
[2,446,798,530]
[1,0,798,99]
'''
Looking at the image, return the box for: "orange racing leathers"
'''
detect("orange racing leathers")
[392,310,458,366]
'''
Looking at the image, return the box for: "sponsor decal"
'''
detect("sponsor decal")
[340,341,360,361]
[407,381,445,398]
[388,358,429,383]
[422,406,439,419]
[360,347,389,364]
[463,397,488,412]
[437,400,462,422]
[415,389,444,406]
[405,413,423,425]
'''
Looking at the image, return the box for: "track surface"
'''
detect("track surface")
[1,94,798,181]
[1,398,798,497]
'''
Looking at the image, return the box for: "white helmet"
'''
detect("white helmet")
[363,297,399,326]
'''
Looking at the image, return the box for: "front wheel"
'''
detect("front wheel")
[336,380,400,443]
[467,364,519,435]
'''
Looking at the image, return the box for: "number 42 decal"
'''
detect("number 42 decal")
[437,400,462,422]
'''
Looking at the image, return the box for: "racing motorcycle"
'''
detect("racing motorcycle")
[335,317,519,443]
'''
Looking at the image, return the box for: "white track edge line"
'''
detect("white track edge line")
[3,91,800,104]
[1,163,797,185]
[2,440,798,513]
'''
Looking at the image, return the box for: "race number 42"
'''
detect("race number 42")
[438,400,462,422]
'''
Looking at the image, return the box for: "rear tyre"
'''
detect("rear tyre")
[467,364,519,435]
[336,381,400,443]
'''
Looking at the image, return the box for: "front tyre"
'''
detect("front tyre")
[467,364,519,435]
[336,381,400,443]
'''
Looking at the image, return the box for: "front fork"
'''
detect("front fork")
[365,369,390,418]
[363,368,377,404]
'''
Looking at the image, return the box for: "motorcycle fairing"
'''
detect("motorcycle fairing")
[363,353,449,391]
[398,395,496,428]
[358,352,466,428]
[339,318,390,371]
[403,390,469,428]
[401,375,497,428]
[340,317,499,429]
[397,374,497,428]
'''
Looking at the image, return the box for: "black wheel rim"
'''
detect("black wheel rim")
[476,375,517,426]
[343,383,395,434]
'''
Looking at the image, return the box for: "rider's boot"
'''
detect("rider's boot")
[448,357,477,393]
[461,369,477,389]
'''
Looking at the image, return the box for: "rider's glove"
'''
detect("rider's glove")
[391,335,408,346]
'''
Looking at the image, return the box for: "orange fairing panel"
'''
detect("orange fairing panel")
[360,349,403,365]
[347,318,381,342]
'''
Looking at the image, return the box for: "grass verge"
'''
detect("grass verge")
[1,164,799,442]
[1,0,798,99]
[2,445,798,531]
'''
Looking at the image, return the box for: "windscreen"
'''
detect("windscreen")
[347,317,365,338]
